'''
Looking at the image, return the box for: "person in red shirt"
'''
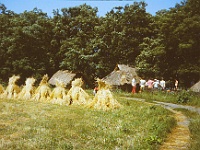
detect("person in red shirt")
[93,86,98,95]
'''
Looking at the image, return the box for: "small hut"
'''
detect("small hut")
[190,80,200,92]
[48,70,76,87]
[102,64,140,92]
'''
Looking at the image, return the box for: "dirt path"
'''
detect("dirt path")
[153,101,200,150]
[158,108,190,150]
[154,101,200,115]
[122,97,196,150]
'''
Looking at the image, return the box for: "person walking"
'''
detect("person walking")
[160,78,166,90]
[175,79,179,91]
[131,76,136,94]
[153,79,160,90]
[140,77,146,92]
[146,79,154,91]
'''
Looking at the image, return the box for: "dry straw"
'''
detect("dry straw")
[87,78,122,111]
[32,74,51,102]
[18,77,36,100]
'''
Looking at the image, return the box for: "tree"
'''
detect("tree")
[136,37,166,78]
[58,4,100,86]
[0,1,199,88]
[0,7,54,84]
[154,0,200,87]
[0,4,18,81]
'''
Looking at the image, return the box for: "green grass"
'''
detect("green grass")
[0,93,175,150]
[174,108,200,150]
[113,89,200,150]
[117,89,200,107]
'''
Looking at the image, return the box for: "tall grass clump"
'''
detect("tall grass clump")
[0,95,175,150]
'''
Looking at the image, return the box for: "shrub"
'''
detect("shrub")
[177,90,190,103]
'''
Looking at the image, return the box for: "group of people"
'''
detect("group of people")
[131,76,179,94]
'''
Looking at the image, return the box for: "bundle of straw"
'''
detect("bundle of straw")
[50,78,69,105]
[67,78,90,105]
[32,74,51,102]
[18,77,36,100]
[88,78,122,110]
[3,75,20,99]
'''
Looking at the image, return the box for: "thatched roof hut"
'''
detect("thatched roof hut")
[102,64,140,86]
[48,70,76,87]
[190,80,200,92]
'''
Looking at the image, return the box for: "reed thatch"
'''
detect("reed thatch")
[190,80,200,92]
[102,64,140,86]
[48,70,76,87]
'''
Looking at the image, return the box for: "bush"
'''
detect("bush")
[177,90,190,103]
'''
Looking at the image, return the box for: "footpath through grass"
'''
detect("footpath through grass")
[115,89,200,150]
[0,95,175,150]
[119,90,200,107]
[175,108,200,150]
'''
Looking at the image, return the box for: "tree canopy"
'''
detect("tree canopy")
[0,1,199,88]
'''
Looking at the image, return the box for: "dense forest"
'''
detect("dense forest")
[0,0,199,88]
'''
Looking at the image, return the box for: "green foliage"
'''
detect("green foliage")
[153,1,200,84]
[177,90,190,104]
[136,37,166,78]
[0,1,199,87]
[145,135,162,144]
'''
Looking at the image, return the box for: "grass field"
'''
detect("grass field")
[117,89,200,107]
[113,89,200,150]
[0,92,176,150]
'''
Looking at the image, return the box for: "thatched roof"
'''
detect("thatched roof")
[190,80,200,92]
[48,70,76,86]
[102,64,140,86]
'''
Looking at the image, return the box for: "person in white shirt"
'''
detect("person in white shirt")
[160,78,166,90]
[153,79,160,90]
[140,77,146,92]
[131,77,136,94]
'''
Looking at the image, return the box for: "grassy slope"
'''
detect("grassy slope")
[0,94,175,150]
